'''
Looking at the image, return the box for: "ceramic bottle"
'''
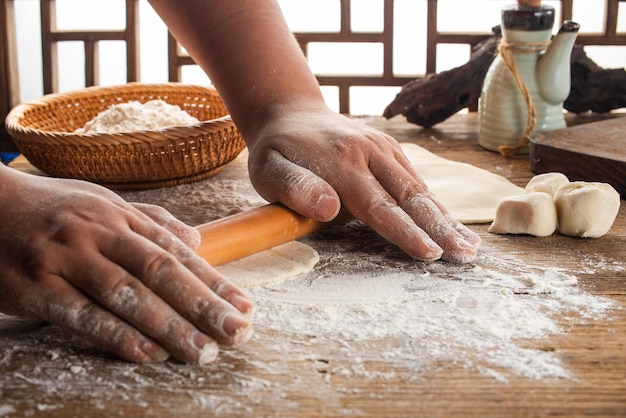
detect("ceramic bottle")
[479,4,580,154]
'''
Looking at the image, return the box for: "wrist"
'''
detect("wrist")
[236,96,330,146]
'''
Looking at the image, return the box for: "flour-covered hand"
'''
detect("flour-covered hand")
[0,168,253,364]
[246,105,481,263]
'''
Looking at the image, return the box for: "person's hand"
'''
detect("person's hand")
[245,103,481,263]
[0,168,253,364]
[144,0,478,261]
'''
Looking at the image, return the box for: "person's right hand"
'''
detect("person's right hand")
[244,105,481,263]
[0,167,253,364]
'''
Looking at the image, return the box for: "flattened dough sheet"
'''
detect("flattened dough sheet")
[401,143,523,224]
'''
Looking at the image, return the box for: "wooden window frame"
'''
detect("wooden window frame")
[39,0,140,94]
[167,0,626,114]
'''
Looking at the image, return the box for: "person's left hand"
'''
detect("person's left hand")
[245,103,481,263]
[0,171,253,364]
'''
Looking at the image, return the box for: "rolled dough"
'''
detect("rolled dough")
[218,143,522,286]
[400,143,524,223]
[216,240,319,287]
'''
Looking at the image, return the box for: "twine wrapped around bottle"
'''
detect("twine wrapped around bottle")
[496,39,550,157]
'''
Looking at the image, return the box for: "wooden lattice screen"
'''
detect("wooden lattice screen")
[167,0,626,114]
[1,0,625,137]
[39,0,140,94]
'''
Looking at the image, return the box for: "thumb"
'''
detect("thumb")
[249,150,341,222]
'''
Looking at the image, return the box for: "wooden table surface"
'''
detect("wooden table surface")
[1,113,625,417]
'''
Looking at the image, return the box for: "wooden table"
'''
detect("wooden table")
[1,113,625,417]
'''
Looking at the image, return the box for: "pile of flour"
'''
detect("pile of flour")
[247,241,619,382]
[75,99,200,134]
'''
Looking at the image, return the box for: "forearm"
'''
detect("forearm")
[148,0,326,139]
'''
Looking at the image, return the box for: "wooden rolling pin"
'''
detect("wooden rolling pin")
[195,203,351,266]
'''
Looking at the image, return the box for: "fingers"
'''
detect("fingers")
[338,167,444,261]
[0,172,253,365]
[55,231,252,364]
[143,223,254,317]
[250,137,480,262]
[424,192,482,248]
[369,152,481,263]
[123,203,254,316]
[100,220,254,341]
[66,251,232,364]
[250,149,341,222]
[52,212,254,364]
[388,151,482,250]
[19,274,172,364]
[131,202,201,250]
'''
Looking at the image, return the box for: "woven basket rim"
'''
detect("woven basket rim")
[5,82,234,146]
[7,114,236,146]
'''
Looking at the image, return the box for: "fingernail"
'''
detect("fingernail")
[459,236,480,255]
[222,313,253,344]
[140,341,170,362]
[445,250,478,264]
[192,333,219,364]
[230,293,254,315]
[444,239,479,264]
[314,194,340,222]
[422,237,443,261]
[151,347,171,362]
[198,343,219,365]
[424,247,444,261]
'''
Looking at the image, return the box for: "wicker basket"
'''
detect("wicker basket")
[5,83,246,190]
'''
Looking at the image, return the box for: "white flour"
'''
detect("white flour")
[248,241,618,383]
[0,244,619,415]
[75,99,200,134]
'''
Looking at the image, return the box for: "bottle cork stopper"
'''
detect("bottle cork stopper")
[518,0,541,6]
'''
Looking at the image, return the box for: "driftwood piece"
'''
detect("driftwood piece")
[382,31,499,128]
[565,45,626,114]
[384,31,626,128]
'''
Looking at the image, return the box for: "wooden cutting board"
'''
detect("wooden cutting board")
[529,116,626,197]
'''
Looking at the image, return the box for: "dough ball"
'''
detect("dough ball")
[488,192,557,237]
[554,181,620,238]
[524,172,569,197]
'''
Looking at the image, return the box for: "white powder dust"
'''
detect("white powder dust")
[75,99,201,134]
[1,153,622,416]
[244,238,618,383]
[122,162,618,385]
[0,225,620,416]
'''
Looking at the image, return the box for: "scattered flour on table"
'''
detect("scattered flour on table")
[3,245,618,416]
[122,172,618,385]
[75,99,201,134]
[119,171,267,227]
[246,240,618,383]
[2,160,622,416]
